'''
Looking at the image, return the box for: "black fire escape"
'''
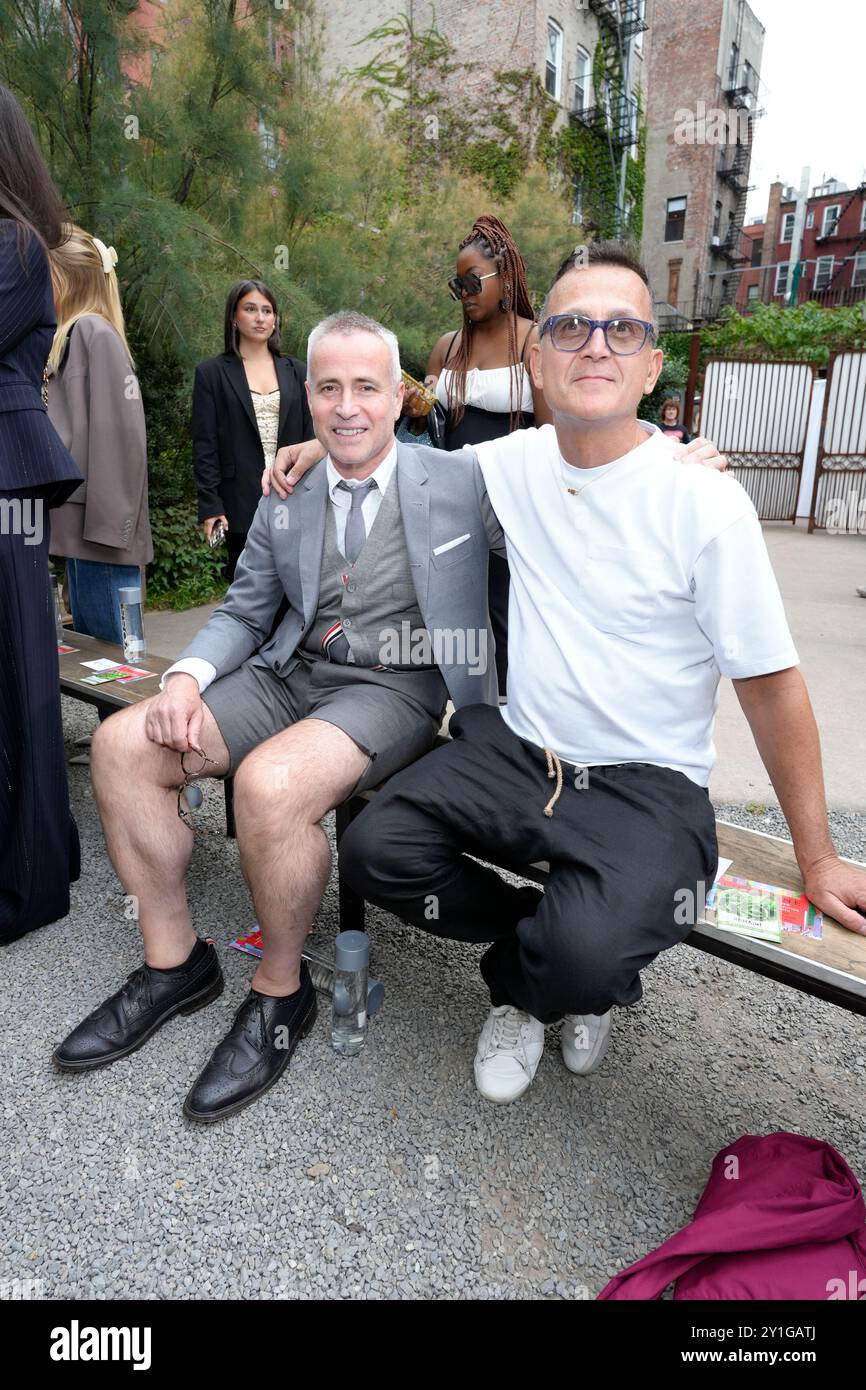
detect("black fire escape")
[568,0,649,234]
[814,181,866,300]
[715,60,761,311]
[586,0,649,42]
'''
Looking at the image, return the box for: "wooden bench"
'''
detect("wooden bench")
[334,790,866,1018]
[58,630,236,835]
[60,644,866,1014]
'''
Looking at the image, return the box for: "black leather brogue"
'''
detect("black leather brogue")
[53,940,223,1071]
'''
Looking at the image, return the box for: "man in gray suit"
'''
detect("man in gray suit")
[53,310,503,1122]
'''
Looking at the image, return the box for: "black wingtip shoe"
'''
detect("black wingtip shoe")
[52,940,224,1072]
[182,963,317,1123]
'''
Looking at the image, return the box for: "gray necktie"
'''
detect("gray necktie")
[336,478,377,564]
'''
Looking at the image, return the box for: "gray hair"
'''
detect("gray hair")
[306,310,401,388]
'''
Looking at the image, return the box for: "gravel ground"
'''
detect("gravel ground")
[1,697,865,1302]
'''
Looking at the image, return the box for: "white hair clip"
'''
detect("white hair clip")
[91,237,118,274]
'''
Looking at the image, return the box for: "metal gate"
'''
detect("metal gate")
[700,358,816,521]
[809,350,866,532]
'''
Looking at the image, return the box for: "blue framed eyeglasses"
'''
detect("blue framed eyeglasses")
[540,314,656,356]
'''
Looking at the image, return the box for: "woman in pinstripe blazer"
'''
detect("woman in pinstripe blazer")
[0,86,83,941]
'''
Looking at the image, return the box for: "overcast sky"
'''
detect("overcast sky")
[744,0,866,219]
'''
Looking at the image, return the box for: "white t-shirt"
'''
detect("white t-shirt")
[474,422,799,787]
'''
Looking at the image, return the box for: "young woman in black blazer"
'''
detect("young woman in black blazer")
[0,85,83,941]
[192,279,315,582]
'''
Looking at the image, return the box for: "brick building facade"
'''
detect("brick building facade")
[317,1,650,231]
[640,0,764,327]
[736,178,866,311]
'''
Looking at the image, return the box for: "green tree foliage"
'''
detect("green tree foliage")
[0,2,578,605]
[701,301,866,369]
[642,332,691,423]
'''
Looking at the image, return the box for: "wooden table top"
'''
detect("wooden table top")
[58,630,172,709]
[706,820,866,992]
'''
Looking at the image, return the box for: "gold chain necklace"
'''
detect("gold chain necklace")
[559,425,646,495]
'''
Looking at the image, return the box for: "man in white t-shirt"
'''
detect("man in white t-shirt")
[339,242,866,1104]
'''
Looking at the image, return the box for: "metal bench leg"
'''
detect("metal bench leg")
[335,796,367,932]
[224,775,236,839]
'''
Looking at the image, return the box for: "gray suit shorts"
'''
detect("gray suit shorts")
[202,656,446,793]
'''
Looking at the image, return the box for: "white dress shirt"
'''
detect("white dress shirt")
[161,445,398,693]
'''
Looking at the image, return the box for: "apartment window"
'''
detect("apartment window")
[712,201,722,239]
[571,180,584,226]
[634,0,646,53]
[747,284,759,301]
[258,118,277,170]
[751,237,763,267]
[628,91,639,149]
[806,211,814,229]
[743,59,755,97]
[665,196,686,242]
[728,41,739,84]
[853,253,866,288]
[781,213,795,243]
[860,201,866,233]
[667,260,682,305]
[774,262,789,295]
[822,204,840,237]
[814,255,834,290]
[573,46,591,114]
[545,19,563,101]
[601,77,612,126]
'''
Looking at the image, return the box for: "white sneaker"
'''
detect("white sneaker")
[561,1011,612,1075]
[473,1005,544,1103]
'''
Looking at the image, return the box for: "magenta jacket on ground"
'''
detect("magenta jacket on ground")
[598,1132,866,1300]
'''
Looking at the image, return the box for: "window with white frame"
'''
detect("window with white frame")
[806,211,814,228]
[747,284,759,300]
[853,253,866,288]
[574,46,591,114]
[665,196,687,242]
[629,91,639,149]
[781,212,795,242]
[258,118,277,169]
[774,261,789,295]
[601,76,612,126]
[545,19,563,101]
[814,255,834,290]
[860,201,866,233]
[634,1,646,54]
[571,179,584,226]
[822,204,840,237]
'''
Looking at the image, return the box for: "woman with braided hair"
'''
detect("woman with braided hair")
[404,215,552,694]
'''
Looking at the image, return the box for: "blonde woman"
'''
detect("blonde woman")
[47,226,152,647]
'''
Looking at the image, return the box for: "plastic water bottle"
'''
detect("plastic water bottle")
[118,585,146,664]
[331,931,369,1056]
[51,573,65,638]
[303,942,384,1016]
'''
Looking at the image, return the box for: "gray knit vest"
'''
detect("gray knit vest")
[299,472,437,671]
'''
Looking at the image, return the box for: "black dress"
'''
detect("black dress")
[0,220,83,941]
[438,333,534,696]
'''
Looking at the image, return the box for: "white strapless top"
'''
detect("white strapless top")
[436,364,533,414]
[250,388,280,467]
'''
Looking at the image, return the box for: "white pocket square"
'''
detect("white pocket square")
[433,533,471,556]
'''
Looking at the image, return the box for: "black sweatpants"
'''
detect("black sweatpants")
[340,704,718,1024]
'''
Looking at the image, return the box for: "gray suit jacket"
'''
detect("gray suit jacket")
[179,442,505,708]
